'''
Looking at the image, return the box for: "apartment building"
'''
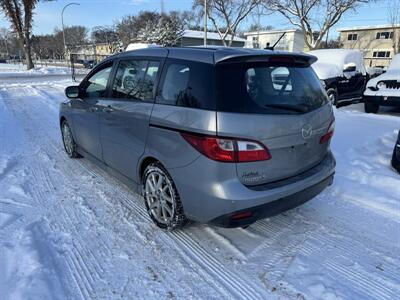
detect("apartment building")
[338,24,400,67]
[243,29,306,52]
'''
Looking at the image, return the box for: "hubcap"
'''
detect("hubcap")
[144,171,175,224]
[328,92,336,103]
[62,123,74,155]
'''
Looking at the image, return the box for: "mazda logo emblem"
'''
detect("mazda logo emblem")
[302,124,313,139]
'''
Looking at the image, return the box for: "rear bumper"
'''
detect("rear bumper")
[168,151,336,226]
[364,95,400,107]
[210,174,334,227]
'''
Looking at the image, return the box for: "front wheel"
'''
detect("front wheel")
[142,162,187,230]
[61,120,80,158]
[364,101,379,113]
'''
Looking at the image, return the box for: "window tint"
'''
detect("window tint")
[84,63,113,98]
[216,62,327,114]
[112,60,159,101]
[161,64,190,104]
[157,59,215,110]
[141,61,160,100]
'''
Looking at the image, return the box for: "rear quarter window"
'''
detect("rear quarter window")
[156,59,215,110]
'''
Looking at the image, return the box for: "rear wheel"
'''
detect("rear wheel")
[61,120,80,158]
[326,87,338,106]
[142,162,187,230]
[364,101,379,113]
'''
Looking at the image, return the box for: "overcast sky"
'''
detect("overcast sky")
[0,0,394,37]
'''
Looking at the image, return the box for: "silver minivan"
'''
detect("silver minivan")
[60,47,335,230]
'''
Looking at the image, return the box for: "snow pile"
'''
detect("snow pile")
[388,54,400,71]
[309,49,366,79]
[0,63,71,78]
[365,54,400,97]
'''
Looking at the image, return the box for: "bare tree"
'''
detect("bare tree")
[193,0,261,46]
[0,27,11,57]
[0,28,19,58]
[116,11,160,47]
[0,0,52,69]
[92,26,118,44]
[267,0,374,50]
[388,0,400,54]
[139,11,185,47]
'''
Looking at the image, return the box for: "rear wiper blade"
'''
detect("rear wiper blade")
[264,103,308,113]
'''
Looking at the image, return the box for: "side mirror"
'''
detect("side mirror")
[343,63,357,73]
[65,86,80,99]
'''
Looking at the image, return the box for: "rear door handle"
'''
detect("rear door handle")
[103,105,114,113]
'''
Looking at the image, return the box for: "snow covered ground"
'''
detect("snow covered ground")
[0,77,399,300]
[0,63,73,78]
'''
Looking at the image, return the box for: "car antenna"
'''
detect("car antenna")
[265,32,286,50]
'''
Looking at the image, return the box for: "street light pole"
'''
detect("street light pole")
[204,0,207,46]
[62,2,80,61]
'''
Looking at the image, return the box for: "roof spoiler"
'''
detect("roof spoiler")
[215,53,318,66]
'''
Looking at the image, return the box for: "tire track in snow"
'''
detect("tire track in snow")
[325,260,398,300]
[1,86,107,300]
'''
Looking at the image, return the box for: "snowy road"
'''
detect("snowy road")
[0,79,399,300]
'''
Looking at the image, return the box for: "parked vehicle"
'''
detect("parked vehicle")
[0,59,6,63]
[366,66,385,79]
[125,43,160,51]
[83,60,96,69]
[364,54,400,113]
[60,47,336,230]
[391,130,400,173]
[309,49,367,106]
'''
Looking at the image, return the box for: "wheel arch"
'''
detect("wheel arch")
[60,115,67,127]
[138,156,160,181]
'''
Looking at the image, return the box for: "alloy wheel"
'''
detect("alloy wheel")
[62,123,74,155]
[144,171,175,224]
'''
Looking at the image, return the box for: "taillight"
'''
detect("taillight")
[320,120,335,144]
[181,133,271,163]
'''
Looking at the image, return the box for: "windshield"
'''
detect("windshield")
[216,62,328,114]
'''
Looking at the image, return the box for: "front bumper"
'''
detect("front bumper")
[364,95,400,107]
[169,152,336,226]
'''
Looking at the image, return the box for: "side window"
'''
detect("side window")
[84,63,113,98]
[141,61,160,101]
[161,64,190,105]
[157,59,215,110]
[112,59,160,101]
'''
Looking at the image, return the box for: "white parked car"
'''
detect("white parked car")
[125,43,160,51]
[309,49,367,106]
[364,54,400,113]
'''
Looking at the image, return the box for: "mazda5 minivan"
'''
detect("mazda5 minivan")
[60,47,336,230]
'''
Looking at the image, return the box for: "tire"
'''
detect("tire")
[142,162,187,230]
[326,87,338,106]
[364,101,379,113]
[61,120,80,158]
[392,148,400,173]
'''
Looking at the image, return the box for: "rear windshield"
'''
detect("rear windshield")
[215,62,328,114]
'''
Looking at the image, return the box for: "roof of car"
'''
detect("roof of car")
[107,46,316,65]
